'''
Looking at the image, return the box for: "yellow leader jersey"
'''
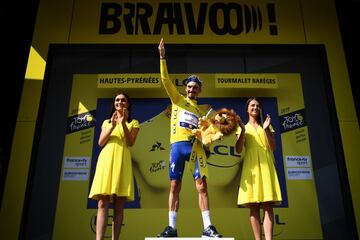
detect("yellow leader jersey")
[160,60,206,144]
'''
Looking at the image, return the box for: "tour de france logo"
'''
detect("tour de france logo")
[279,109,307,133]
[67,111,96,134]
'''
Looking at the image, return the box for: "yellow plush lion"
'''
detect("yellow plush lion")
[192,108,240,146]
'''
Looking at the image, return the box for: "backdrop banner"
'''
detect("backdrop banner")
[53,73,322,239]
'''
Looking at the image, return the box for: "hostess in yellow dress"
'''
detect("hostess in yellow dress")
[237,123,282,206]
[89,119,139,201]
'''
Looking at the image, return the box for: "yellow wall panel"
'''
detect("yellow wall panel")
[17,79,43,121]
[0,79,43,238]
[32,0,74,60]
[0,122,36,239]
[339,122,360,233]
[301,0,357,122]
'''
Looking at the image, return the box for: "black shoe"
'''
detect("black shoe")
[157,226,178,237]
[202,225,222,238]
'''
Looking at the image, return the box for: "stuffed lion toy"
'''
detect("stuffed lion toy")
[192,108,240,146]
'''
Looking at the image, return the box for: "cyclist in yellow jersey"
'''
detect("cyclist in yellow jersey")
[157,38,222,238]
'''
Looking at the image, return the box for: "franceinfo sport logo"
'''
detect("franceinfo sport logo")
[279,109,307,133]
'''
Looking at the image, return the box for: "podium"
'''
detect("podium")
[145,238,235,240]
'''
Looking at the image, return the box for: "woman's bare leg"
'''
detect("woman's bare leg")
[96,195,110,240]
[112,196,126,240]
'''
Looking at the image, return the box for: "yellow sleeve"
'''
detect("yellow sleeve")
[160,59,182,104]
[101,119,111,129]
[131,119,140,129]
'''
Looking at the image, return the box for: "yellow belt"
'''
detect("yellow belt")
[188,139,208,178]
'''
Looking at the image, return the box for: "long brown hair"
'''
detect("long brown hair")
[108,92,133,123]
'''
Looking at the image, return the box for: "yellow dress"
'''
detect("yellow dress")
[237,123,282,205]
[89,119,139,201]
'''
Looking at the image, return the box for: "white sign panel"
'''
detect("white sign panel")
[63,169,89,181]
[287,167,313,180]
[286,155,310,167]
[64,156,90,168]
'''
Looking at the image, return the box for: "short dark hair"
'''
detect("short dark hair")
[185,75,202,87]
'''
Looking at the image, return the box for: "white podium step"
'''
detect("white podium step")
[145,238,234,240]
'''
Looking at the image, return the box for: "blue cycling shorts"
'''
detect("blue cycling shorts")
[169,141,201,181]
